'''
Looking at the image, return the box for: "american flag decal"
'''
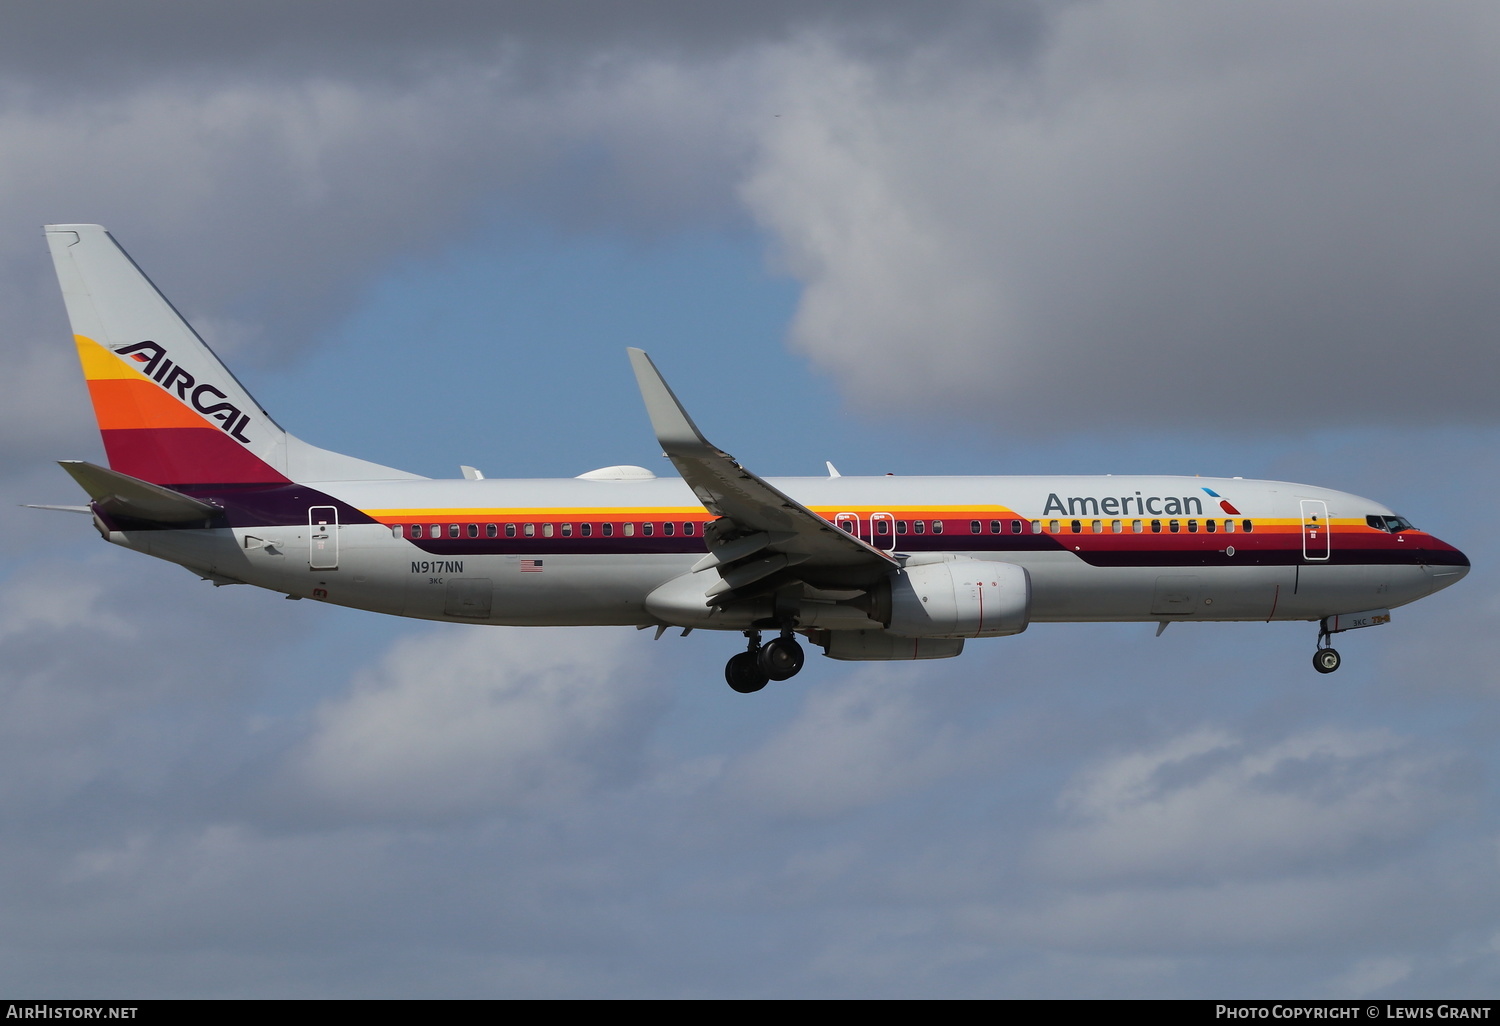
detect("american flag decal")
[520,559,544,573]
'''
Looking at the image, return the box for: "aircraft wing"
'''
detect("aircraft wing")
[628,349,896,598]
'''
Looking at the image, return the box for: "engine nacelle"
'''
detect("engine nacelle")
[885,557,1030,639]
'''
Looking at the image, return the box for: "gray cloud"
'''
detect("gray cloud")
[745,3,1500,431]
[0,2,1046,95]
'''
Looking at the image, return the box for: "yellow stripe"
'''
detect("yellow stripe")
[363,506,710,520]
[75,335,150,382]
[363,504,1019,520]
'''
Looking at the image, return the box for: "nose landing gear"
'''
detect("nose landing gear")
[724,629,806,693]
[1312,646,1341,674]
[1312,623,1341,674]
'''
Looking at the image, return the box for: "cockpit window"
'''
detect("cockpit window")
[1366,514,1417,533]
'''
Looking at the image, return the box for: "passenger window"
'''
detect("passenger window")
[840,521,854,533]
[561,523,573,537]
[990,520,1001,534]
[932,520,944,535]
[1151,520,1162,533]
[409,524,423,539]
[1070,520,1081,534]
[643,522,655,536]
[580,523,592,537]
[391,525,402,538]
[1031,520,1041,534]
[1111,520,1122,533]
[1242,520,1254,533]
[1205,519,1216,533]
[430,524,441,538]
[542,523,554,538]
[1169,520,1180,533]
[896,520,908,534]
[485,524,497,538]
[1132,519,1143,533]
[663,522,674,536]
[876,519,890,536]
[449,524,460,539]
[683,522,695,536]
[1047,520,1059,534]
[971,520,982,535]
[1187,519,1198,533]
[623,523,635,537]
[524,523,535,538]
[505,524,516,538]
[467,524,479,539]
[1011,520,1023,534]
[914,521,926,535]
[602,523,614,537]
[1091,520,1102,534]
[1223,519,1234,533]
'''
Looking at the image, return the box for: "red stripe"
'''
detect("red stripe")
[100,427,288,486]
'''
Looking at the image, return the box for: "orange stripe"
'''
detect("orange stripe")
[87,378,205,431]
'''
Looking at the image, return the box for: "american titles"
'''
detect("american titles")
[115,341,253,443]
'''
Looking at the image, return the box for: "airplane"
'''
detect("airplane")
[35,224,1470,692]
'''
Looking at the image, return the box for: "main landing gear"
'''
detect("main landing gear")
[724,629,805,693]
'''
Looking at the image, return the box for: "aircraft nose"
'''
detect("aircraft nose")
[1419,535,1469,590]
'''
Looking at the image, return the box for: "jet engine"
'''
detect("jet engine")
[883,557,1030,638]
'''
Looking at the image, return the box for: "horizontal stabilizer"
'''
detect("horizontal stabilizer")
[21,504,91,514]
[58,460,220,523]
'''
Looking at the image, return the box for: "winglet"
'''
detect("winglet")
[626,348,719,457]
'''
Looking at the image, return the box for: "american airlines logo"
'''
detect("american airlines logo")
[1043,491,1207,517]
[115,341,253,443]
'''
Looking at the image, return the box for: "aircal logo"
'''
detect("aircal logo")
[1042,492,1205,517]
[116,341,253,443]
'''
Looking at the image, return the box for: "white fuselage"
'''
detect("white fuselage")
[101,473,1469,630]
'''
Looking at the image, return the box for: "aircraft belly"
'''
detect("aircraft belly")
[1273,563,1428,619]
[299,526,409,615]
[134,527,282,590]
[1019,552,1296,622]
[401,551,687,626]
[1021,555,1432,623]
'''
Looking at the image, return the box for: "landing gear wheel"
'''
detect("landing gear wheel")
[758,636,805,681]
[1313,647,1341,674]
[726,651,769,693]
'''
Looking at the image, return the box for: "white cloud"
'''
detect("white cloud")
[1032,726,1463,883]
[289,625,669,820]
[720,668,994,817]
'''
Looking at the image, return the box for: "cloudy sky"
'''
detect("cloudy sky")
[2,0,1499,998]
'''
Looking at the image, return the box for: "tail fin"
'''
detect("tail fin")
[45,225,420,487]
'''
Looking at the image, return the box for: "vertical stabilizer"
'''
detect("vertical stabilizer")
[45,225,421,487]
